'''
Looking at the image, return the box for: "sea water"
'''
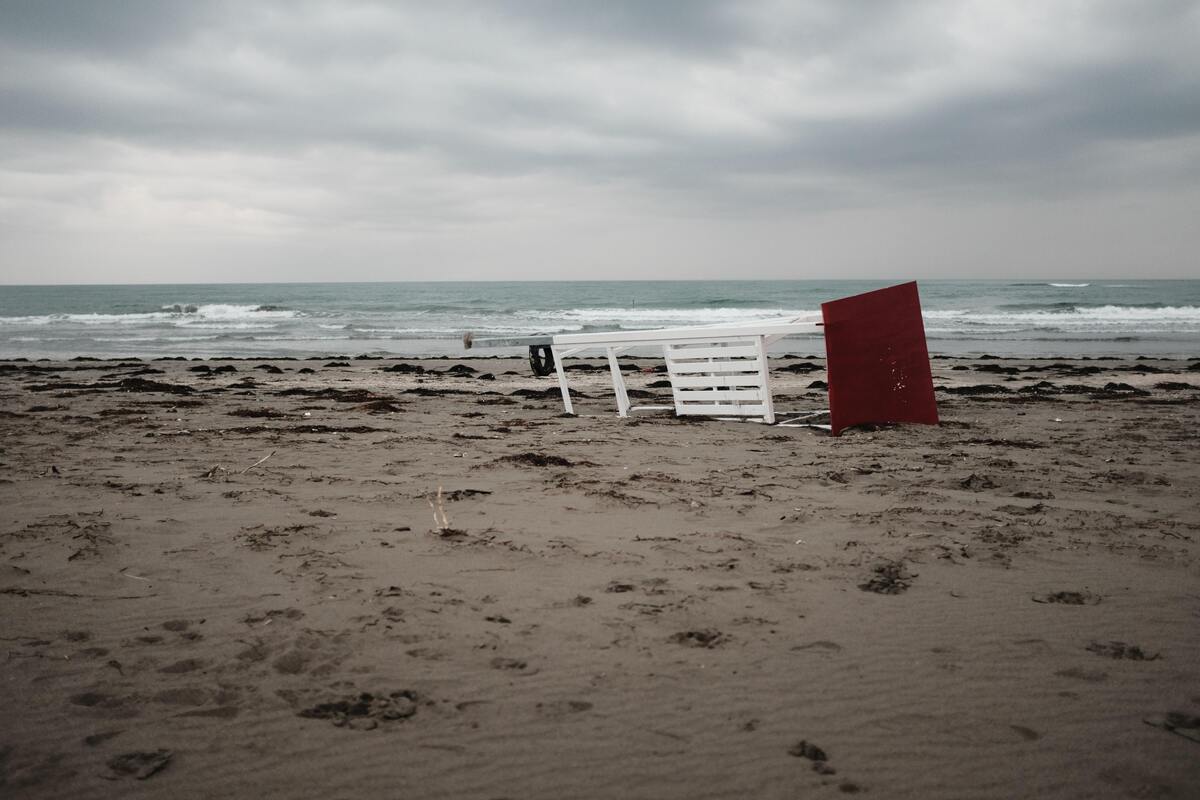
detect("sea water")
[1,280,1198,360]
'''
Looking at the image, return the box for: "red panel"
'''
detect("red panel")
[821,282,939,436]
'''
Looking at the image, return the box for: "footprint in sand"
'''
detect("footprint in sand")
[536,700,594,717]
[153,687,209,707]
[490,656,538,675]
[69,692,140,719]
[1055,667,1108,683]
[106,749,172,780]
[272,650,311,675]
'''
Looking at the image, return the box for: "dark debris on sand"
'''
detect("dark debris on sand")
[1143,712,1200,743]
[1086,641,1162,661]
[106,749,172,780]
[498,452,575,468]
[670,629,726,648]
[299,690,419,729]
[859,561,915,595]
[1033,591,1101,605]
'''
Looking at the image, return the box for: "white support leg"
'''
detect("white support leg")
[754,336,775,424]
[606,346,631,417]
[552,346,575,415]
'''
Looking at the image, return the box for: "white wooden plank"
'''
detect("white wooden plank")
[666,360,763,375]
[669,374,765,388]
[666,343,760,360]
[606,346,630,417]
[675,403,768,416]
[673,388,766,402]
[551,346,574,415]
[754,335,775,424]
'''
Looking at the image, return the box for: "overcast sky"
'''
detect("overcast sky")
[1,1,1197,284]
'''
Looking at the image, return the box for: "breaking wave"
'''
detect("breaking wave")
[0,303,303,327]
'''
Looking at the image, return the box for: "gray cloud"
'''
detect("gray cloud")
[0,0,1198,282]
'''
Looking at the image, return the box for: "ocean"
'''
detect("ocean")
[2,280,1198,360]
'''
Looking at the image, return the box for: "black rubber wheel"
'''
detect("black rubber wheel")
[528,345,555,377]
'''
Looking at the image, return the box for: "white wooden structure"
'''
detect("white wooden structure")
[549,316,821,423]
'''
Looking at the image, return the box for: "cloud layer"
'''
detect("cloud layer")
[2,0,1198,282]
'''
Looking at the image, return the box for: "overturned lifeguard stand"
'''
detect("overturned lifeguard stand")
[465,282,938,436]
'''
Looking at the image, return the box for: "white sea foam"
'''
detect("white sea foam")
[0,303,301,327]
[350,324,585,336]
[1048,283,1090,287]
[924,305,1200,325]
[518,307,816,324]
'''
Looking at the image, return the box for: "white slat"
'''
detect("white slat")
[666,343,760,360]
[673,388,766,402]
[669,374,765,388]
[675,403,768,416]
[666,360,763,375]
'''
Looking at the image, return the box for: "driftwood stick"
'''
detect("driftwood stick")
[427,485,450,530]
[239,450,277,475]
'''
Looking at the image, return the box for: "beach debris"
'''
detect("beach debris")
[356,399,404,413]
[1032,591,1101,605]
[498,452,574,468]
[940,384,1012,395]
[510,387,568,399]
[788,739,838,776]
[238,450,276,475]
[106,749,173,780]
[429,486,450,530]
[426,486,467,540]
[83,730,124,747]
[118,378,194,395]
[787,740,828,761]
[778,361,823,374]
[995,502,1046,516]
[227,407,288,418]
[959,473,996,491]
[299,690,418,729]
[490,656,535,673]
[1143,712,1200,743]
[223,424,384,435]
[275,387,393,403]
[438,488,492,501]
[1086,641,1161,661]
[858,561,914,595]
[669,629,726,648]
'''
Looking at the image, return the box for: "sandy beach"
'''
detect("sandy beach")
[2,353,1198,798]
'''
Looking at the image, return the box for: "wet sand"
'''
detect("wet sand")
[2,354,1199,798]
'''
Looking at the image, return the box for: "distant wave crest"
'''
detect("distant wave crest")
[0,303,303,328]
